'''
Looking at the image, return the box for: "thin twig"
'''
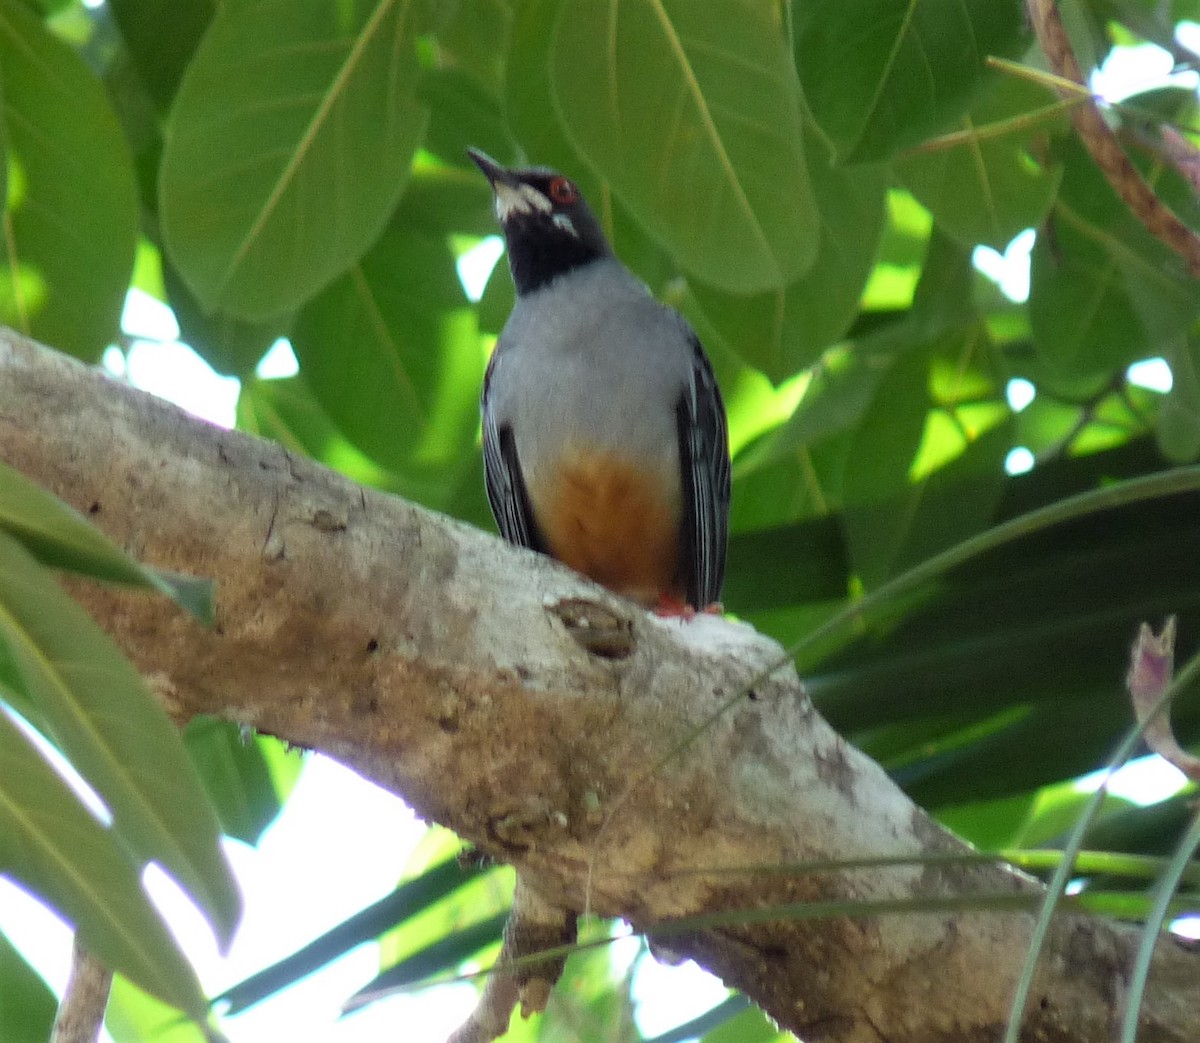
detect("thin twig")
[50,938,113,1043]
[1025,0,1200,279]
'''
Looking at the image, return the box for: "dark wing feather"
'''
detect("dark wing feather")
[676,331,730,607]
[481,354,543,552]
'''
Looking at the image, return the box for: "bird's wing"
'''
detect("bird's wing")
[676,330,730,608]
[481,352,543,552]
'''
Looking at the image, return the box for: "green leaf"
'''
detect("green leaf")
[691,157,888,380]
[896,76,1066,250]
[793,0,1027,161]
[841,342,934,586]
[217,855,489,1014]
[163,260,283,378]
[0,931,56,1043]
[737,332,904,473]
[183,718,286,846]
[641,997,749,1043]
[108,0,214,111]
[0,0,138,359]
[0,534,239,946]
[1029,139,1200,379]
[550,0,818,294]
[290,217,484,493]
[699,1002,786,1043]
[1159,337,1200,462]
[348,911,509,1003]
[0,460,213,623]
[418,67,513,172]
[105,976,210,1043]
[160,0,429,319]
[0,707,207,1017]
[503,0,681,291]
[237,374,396,487]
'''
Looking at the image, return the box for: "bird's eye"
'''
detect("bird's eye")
[548,177,578,205]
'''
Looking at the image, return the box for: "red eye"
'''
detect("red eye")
[548,176,578,205]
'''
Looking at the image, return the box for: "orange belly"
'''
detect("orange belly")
[533,451,681,606]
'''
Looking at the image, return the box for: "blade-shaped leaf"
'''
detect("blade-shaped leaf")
[0,460,212,622]
[0,930,56,1043]
[551,0,818,294]
[217,855,488,1014]
[346,910,509,1007]
[160,0,429,319]
[0,1,138,359]
[793,0,1027,161]
[0,534,239,946]
[0,707,207,1017]
[642,996,750,1043]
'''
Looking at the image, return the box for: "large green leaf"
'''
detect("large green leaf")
[418,67,513,173]
[503,0,679,292]
[0,707,207,1017]
[0,931,55,1043]
[550,0,818,294]
[160,0,429,319]
[896,76,1066,250]
[691,157,888,380]
[0,534,239,946]
[793,0,1027,161]
[108,0,214,111]
[840,342,934,586]
[237,373,397,488]
[0,0,137,359]
[290,216,484,500]
[1159,337,1200,462]
[1029,139,1200,379]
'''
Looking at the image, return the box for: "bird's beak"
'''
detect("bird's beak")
[467,148,514,188]
[467,147,548,222]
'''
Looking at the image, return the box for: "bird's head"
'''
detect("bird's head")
[468,148,612,295]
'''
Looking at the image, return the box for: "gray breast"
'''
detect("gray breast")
[488,259,692,488]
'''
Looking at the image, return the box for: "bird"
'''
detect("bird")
[468,148,730,614]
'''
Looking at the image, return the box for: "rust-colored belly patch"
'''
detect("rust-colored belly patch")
[534,450,681,606]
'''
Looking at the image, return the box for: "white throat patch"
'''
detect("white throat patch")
[493,181,552,221]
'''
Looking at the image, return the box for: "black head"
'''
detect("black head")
[468,148,612,296]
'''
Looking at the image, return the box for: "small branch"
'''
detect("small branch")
[446,879,577,1043]
[51,938,112,1043]
[1025,0,1200,278]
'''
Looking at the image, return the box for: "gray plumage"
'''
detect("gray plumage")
[471,149,729,608]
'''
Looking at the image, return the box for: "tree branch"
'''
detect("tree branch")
[1025,0,1200,279]
[50,939,112,1043]
[2,328,1198,1041]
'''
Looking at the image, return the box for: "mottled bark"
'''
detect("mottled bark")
[2,329,1198,1042]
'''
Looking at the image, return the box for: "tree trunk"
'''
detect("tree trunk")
[2,328,1197,1042]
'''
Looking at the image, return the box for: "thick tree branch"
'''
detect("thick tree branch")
[2,328,1198,1042]
[1026,0,1200,278]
